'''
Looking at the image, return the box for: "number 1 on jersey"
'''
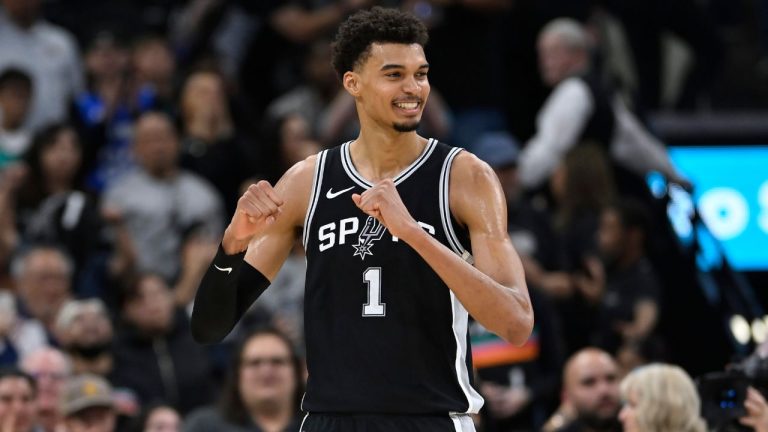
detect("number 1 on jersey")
[362,267,386,317]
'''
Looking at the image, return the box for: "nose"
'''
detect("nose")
[618,404,628,421]
[402,75,421,94]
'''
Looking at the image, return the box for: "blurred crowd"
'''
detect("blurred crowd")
[0,0,766,431]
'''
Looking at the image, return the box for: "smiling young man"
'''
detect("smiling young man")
[191,6,533,432]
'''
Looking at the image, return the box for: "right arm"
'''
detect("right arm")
[190,157,316,343]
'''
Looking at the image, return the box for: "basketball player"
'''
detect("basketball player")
[191,7,533,431]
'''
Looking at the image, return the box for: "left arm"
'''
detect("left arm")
[352,152,533,344]
[518,79,593,189]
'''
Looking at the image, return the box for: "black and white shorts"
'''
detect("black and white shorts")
[299,413,476,432]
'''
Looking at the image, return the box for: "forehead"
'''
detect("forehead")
[137,115,173,134]
[569,355,617,384]
[538,32,565,49]
[361,43,427,70]
[24,353,67,371]
[0,377,33,394]
[243,334,290,358]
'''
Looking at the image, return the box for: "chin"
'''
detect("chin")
[393,121,420,133]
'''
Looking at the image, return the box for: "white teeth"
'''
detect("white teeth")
[395,102,418,109]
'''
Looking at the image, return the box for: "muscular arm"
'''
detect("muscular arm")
[190,158,315,342]
[366,153,533,344]
[450,153,533,344]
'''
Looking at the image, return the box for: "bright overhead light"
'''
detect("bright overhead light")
[753,319,768,343]
[730,315,751,345]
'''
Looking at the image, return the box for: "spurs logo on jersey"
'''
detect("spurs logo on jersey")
[352,216,386,260]
[316,216,435,254]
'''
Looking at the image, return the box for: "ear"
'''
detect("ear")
[343,71,361,96]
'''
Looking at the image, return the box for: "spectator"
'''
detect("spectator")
[545,348,622,432]
[586,199,661,361]
[73,30,153,194]
[267,114,322,181]
[131,37,176,109]
[0,0,84,131]
[53,300,113,377]
[130,403,181,432]
[518,18,686,192]
[265,39,348,145]
[0,367,40,432]
[14,124,106,296]
[0,164,26,283]
[0,291,19,365]
[111,274,213,415]
[549,144,615,353]
[422,0,513,148]
[0,68,33,168]
[60,374,116,432]
[20,348,70,432]
[239,0,372,118]
[102,111,222,305]
[602,0,721,110]
[54,299,141,421]
[10,245,74,352]
[184,328,304,432]
[178,70,258,215]
[618,363,705,432]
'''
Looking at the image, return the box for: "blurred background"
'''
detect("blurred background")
[0,0,767,431]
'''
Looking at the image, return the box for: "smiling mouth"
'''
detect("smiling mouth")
[394,101,420,110]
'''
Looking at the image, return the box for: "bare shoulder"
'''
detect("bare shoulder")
[273,154,320,227]
[448,150,506,229]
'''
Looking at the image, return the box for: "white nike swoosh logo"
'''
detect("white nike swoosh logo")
[326,186,354,199]
[214,265,232,274]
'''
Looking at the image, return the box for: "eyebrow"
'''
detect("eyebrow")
[380,63,430,71]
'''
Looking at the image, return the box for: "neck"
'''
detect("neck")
[249,402,293,432]
[45,178,71,195]
[71,354,113,376]
[147,166,177,180]
[617,248,643,271]
[351,125,427,182]
[2,117,22,131]
[38,410,62,432]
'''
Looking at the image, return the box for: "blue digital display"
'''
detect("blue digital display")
[668,146,768,270]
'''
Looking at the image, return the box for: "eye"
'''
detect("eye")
[416,71,428,78]
[386,72,401,78]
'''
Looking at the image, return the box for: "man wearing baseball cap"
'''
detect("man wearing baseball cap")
[60,374,115,432]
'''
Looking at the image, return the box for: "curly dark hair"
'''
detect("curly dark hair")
[331,6,429,80]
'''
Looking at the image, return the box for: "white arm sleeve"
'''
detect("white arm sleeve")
[519,78,594,188]
[610,96,686,182]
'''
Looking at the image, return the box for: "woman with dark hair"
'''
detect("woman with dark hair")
[547,143,618,354]
[13,123,107,296]
[130,402,181,432]
[184,328,304,432]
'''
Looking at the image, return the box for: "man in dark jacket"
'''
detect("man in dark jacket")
[110,273,213,414]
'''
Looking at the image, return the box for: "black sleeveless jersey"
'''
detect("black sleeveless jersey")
[301,139,485,415]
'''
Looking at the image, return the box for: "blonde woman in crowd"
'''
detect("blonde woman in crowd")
[619,363,706,432]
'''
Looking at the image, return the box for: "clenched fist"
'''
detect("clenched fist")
[351,179,420,242]
[223,181,284,253]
